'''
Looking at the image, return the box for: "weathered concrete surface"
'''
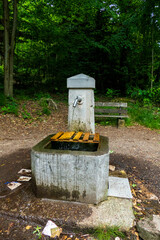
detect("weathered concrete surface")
[67,74,95,133]
[67,73,95,89]
[108,176,132,199]
[31,135,109,204]
[68,89,95,133]
[79,197,135,231]
[137,215,160,240]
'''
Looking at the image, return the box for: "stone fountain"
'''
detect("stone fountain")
[31,74,109,204]
[67,73,95,133]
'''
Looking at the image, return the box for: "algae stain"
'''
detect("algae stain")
[72,190,80,200]
[83,190,86,199]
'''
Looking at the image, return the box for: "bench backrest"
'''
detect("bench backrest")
[95,102,127,107]
[95,102,128,116]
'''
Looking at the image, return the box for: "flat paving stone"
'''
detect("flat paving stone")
[108,176,132,199]
[79,196,135,231]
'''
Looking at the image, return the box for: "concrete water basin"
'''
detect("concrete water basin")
[31,134,109,204]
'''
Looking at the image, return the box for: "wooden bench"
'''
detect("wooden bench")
[95,102,129,127]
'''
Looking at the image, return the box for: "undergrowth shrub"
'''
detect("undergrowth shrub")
[34,92,51,100]
[128,103,160,129]
[0,93,7,106]
[106,88,120,98]
[21,104,32,119]
[126,87,160,105]
[38,98,51,116]
[0,94,19,116]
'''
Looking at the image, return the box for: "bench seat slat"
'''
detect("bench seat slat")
[95,114,129,118]
[95,102,127,107]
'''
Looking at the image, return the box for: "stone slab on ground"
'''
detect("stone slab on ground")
[108,176,132,199]
[137,215,160,240]
[79,196,135,231]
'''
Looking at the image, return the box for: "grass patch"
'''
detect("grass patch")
[95,118,118,126]
[128,103,160,129]
[92,226,126,240]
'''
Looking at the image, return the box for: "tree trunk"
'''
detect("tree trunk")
[3,0,10,96]
[3,0,17,97]
[151,27,154,91]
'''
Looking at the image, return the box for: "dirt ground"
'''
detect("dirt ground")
[0,101,160,239]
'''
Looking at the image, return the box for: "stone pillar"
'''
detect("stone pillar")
[67,74,95,133]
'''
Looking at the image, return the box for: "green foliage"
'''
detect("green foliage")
[34,92,51,100]
[14,89,34,100]
[128,103,160,129]
[0,94,19,115]
[38,98,51,116]
[33,226,42,239]
[0,66,4,85]
[132,183,137,188]
[42,107,51,116]
[21,104,32,119]
[93,226,126,240]
[0,93,7,106]
[126,87,160,105]
[97,118,117,127]
[124,117,132,127]
[106,89,120,98]
[2,0,160,95]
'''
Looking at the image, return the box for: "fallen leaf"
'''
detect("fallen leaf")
[131,188,136,196]
[61,236,68,240]
[134,205,142,211]
[26,225,32,230]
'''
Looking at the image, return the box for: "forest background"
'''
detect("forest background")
[0,0,160,129]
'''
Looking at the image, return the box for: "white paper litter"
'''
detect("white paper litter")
[18,169,32,174]
[17,176,32,182]
[42,220,61,237]
[7,182,22,190]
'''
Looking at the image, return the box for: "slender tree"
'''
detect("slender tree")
[3,0,18,97]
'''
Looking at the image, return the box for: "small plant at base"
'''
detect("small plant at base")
[33,226,42,239]
[38,98,52,116]
[93,226,126,240]
[21,104,32,119]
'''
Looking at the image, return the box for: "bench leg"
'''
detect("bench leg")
[118,118,125,128]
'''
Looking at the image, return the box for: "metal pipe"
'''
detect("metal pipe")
[73,96,82,107]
